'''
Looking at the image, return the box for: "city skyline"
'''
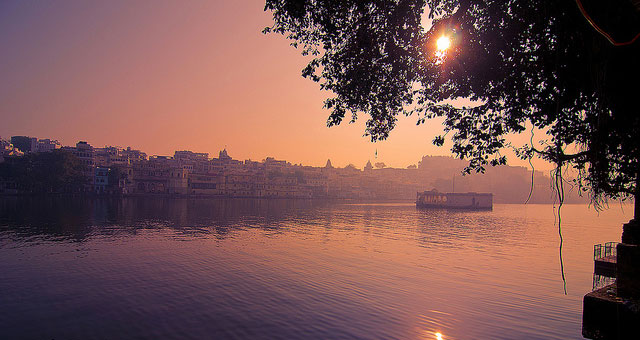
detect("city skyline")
[0,133,470,170]
[2,133,581,204]
[0,133,429,169]
[0,0,553,171]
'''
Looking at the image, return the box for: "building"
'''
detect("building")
[131,156,188,194]
[174,150,208,162]
[122,147,147,162]
[10,136,37,153]
[72,141,95,167]
[219,148,231,160]
[190,172,225,196]
[94,167,109,194]
[35,139,61,153]
[61,141,96,190]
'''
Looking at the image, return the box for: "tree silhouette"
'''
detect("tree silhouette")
[0,150,86,193]
[265,0,640,204]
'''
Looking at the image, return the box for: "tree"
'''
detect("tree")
[108,166,125,192]
[374,162,386,169]
[264,0,640,204]
[0,150,86,193]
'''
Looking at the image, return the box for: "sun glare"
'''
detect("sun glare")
[436,36,450,51]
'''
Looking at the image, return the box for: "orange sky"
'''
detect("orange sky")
[0,0,552,170]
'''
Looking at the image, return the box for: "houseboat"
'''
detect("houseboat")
[416,190,493,210]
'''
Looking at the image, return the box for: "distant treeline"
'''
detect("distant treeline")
[0,150,87,194]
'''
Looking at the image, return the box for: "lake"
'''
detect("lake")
[0,197,631,339]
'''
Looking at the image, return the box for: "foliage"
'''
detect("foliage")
[0,150,87,193]
[107,166,124,189]
[264,0,640,203]
[374,162,386,169]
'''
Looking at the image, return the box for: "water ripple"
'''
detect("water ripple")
[0,198,631,339]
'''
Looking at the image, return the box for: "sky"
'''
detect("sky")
[0,0,552,170]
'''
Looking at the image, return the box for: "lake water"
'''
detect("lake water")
[0,197,632,339]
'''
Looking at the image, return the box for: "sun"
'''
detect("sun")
[436,36,451,51]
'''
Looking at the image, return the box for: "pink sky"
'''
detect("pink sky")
[0,0,552,170]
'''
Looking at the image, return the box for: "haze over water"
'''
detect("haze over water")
[0,197,631,339]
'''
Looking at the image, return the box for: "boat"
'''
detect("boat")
[416,190,492,210]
